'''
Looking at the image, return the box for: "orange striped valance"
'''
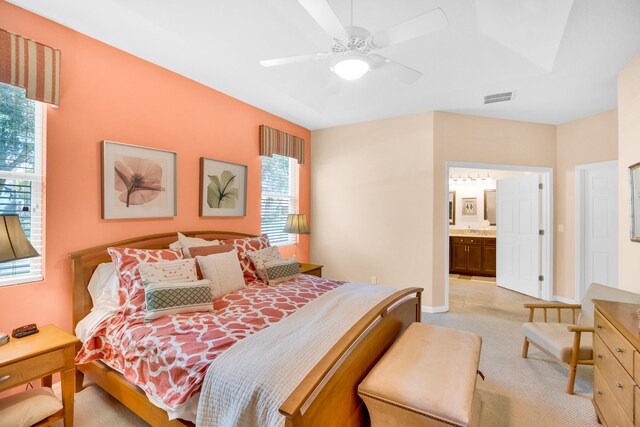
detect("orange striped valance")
[259,125,305,165]
[0,28,61,106]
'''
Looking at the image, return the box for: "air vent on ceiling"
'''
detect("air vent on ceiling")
[484,91,514,104]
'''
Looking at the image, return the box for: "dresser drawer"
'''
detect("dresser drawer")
[451,237,481,245]
[594,367,634,427]
[596,310,635,375]
[594,334,635,421]
[635,352,640,384]
[0,349,64,391]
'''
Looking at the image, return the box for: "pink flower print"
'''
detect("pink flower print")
[114,156,165,207]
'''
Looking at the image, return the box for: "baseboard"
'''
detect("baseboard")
[553,295,578,304]
[422,305,449,313]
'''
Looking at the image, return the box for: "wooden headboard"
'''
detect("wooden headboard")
[68,231,257,330]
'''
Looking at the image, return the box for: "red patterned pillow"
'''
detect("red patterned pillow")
[108,247,183,314]
[221,234,271,280]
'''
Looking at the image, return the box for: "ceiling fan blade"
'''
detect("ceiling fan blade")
[369,54,423,84]
[297,0,350,41]
[260,52,330,67]
[370,8,447,49]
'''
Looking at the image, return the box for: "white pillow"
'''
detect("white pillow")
[172,232,220,258]
[138,258,198,283]
[0,387,62,427]
[196,249,245,298]
[87,262,119,311]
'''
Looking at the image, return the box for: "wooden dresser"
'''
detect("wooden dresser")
[593,300,640,427]
[449,235,496,276]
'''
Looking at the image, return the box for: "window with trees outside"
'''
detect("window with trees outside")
[261,154,297,246]
[0,82,44,286]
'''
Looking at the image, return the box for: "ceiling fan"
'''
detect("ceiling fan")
[260,0,448,83]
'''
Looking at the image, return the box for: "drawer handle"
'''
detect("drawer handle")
[596,388,602,395]
[615,347,623,353]
[596,324,602,329]
[616,382,623,389]
[0,375,10,382]
[596,353,603,359]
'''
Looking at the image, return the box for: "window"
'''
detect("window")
[261,154,297,246]
[0,82,44,286]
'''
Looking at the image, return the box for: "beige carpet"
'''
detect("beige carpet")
[54,279,598,426]
[424,278,598,427]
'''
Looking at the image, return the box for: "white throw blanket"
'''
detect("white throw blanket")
[196,282,396,427]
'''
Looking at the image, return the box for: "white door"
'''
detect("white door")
[497,174,541,298]
[578,161,618,298]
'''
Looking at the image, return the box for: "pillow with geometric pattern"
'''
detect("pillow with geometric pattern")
[263,258,300,284]
[143,279,213,322]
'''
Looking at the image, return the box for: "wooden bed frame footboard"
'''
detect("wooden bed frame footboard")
[69,231,423,427]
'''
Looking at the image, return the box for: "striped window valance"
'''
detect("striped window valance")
[0,28,61,106]
[259,125,305,165]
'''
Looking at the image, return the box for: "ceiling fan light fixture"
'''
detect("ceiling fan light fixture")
[332,57,370,80]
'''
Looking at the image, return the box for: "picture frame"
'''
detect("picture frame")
[200,157,248,217]
[630,162,640,242]
[484,189,496,226]
[449,191,456,225]
[462,197,477,216]
[102,140,177,219]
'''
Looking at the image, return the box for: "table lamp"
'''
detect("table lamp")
[0,214,39,262]
[283,214,310,234]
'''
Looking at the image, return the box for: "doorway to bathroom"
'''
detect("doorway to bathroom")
[444,162,554,310]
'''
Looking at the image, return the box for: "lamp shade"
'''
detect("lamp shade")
[0,215,39,263]
[283,214,310,234]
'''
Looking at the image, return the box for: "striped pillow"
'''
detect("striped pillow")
[264,258,300,284]
[143,279,213,322]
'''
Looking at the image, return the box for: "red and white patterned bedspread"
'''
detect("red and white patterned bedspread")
[75,275,344,411]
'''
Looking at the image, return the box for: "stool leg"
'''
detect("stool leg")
[521,338,530,358]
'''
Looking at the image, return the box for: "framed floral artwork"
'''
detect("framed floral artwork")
[200,157,247,217]
[102,140,177,219]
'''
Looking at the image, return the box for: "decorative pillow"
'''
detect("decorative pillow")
[222,234,271,280]
[246,246,283,282]
[87,262,119,311]
[0,387,62,427]
[171,232,220,258]
[108,247,183,314]
[264,258,300,284]
[138,258,198,283]
[144,279,213,322]
[195,249,245,298]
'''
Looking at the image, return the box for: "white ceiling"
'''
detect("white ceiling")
[9,0,640,130]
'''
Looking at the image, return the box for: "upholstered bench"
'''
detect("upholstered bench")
[358,323,483,427]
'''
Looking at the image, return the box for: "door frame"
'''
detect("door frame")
[444,161,554,307]
[574,160,618,303]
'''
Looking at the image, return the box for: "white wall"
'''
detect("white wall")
[618,53,640,293]
[310,112,434,293]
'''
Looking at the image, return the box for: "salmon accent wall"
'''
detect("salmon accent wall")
[0,2,311,333]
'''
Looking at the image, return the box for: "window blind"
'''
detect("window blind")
[261,155,297,246]
[0,82,44,286]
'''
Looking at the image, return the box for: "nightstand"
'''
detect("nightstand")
[299,263,323,277]
[0,324,79,427]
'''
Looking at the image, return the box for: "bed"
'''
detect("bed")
[69,231,422,426]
